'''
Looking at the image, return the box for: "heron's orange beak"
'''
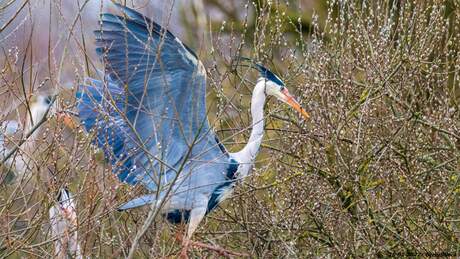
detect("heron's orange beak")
[281,88,309,119]
[57,112,77,129]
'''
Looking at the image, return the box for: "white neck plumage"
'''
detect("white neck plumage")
[233,79,266,166]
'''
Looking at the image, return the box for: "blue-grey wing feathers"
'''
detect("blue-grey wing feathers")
[117,194,157,211]
[76,4,231,212]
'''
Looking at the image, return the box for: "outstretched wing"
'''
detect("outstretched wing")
[77,4,228,192]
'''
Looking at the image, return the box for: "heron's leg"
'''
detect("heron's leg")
[174,223,186,242]
[179,207,206,258]
[177,207,249,258]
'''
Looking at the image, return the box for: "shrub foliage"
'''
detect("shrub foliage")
[0,0,459,257]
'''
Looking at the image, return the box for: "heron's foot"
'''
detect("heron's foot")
[179,239,189,259]
[188,240,249,258]
[175,231,248,258]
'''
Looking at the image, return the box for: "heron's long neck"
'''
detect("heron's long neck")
[237,80,266,164]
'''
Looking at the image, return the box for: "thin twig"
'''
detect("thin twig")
[0,95,56,165]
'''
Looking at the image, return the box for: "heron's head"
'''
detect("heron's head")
[28,94,76,129]
[255,64,309,120]
[29,95,54,120]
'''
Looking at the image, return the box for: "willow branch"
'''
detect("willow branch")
[0,95,56,165]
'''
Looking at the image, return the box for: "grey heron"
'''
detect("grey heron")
[76,3,309,257]
[0,94,80,258]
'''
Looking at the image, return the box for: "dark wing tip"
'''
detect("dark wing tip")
[112,3,175,37]
[101,3,199,63]
[113,3,147,23]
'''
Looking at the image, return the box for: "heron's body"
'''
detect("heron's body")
[76,3,308,257]
[118,78,267,224]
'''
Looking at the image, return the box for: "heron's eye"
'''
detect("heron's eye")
[45,96,52,104]
[279,85,285,91]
